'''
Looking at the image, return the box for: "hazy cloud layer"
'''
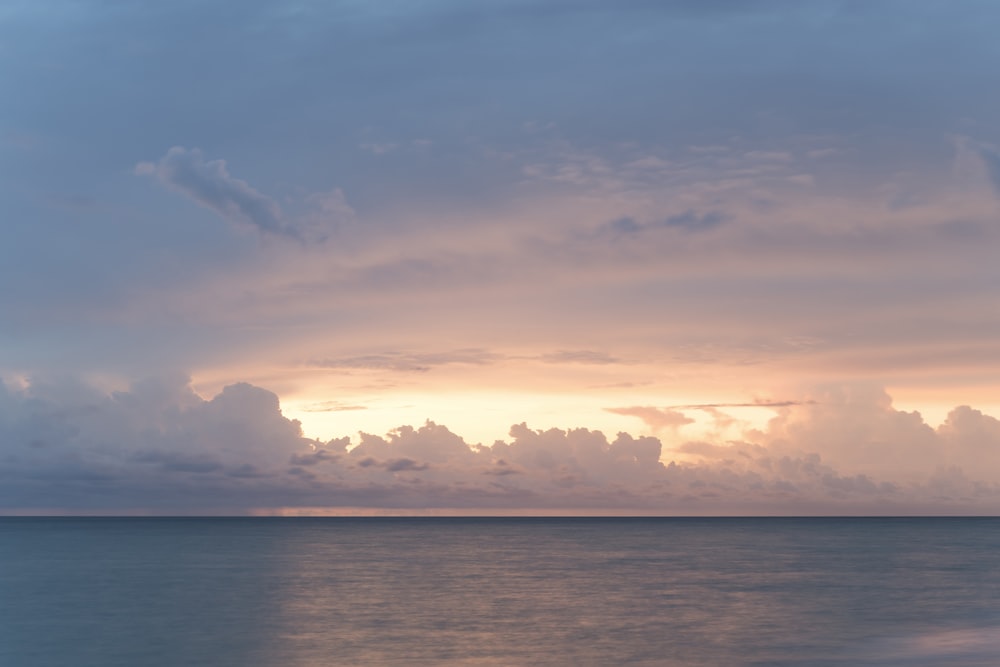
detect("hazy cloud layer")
[3,377,1000,514]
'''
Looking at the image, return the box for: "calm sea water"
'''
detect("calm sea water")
[2,517,1000,666]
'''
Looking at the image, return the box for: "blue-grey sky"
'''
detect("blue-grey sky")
[3,1,1000,513]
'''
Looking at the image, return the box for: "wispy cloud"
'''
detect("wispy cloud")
[977,144,1000,194]
[604,407,694,431]
[307,349,500,373]
[668,400,817,410]
[299,401,368,413]
[136,147,291,238]
[539,350,619,365]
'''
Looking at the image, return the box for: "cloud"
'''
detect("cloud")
[539,350,619,365]
[669,400,816,409]
[747,385,942,482]
[300,188,357,242]
[744,151,794,163]
[4,376,1000,514]
[7,0,1000,521]
[599,209,728,239]
[307,349,499,373]
[659,210,727,232]
[606,217,641,235]
[0,375,315,510]
[299,402,368,413]
[131,450,224,474]
[136,147,291,238]
[360,142,397,155]
[978,145,1000,194]
[350,422,477,465]
[605,407,694,431]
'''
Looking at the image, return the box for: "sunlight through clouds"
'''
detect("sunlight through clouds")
[3,0,1000,513]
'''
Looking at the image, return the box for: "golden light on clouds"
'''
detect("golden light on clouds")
[5,1,1000,512]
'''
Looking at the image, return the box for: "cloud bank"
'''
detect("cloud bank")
[3,376,1000,515]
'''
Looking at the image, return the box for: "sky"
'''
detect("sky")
[3,0,1000,514]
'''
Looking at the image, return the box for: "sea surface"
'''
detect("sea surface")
[2,517,1000,666]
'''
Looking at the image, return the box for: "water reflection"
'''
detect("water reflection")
[2,518,1000,666]
[847,627,1000,666]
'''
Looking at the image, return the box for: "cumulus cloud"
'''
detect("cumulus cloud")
[746,385,942,482]
[0,375,314,510]
[136,147,291,237]
[4,377,1000,514]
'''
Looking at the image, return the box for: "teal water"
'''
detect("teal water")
[2,517,1000,666]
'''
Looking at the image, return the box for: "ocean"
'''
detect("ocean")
[1,517,999,666]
